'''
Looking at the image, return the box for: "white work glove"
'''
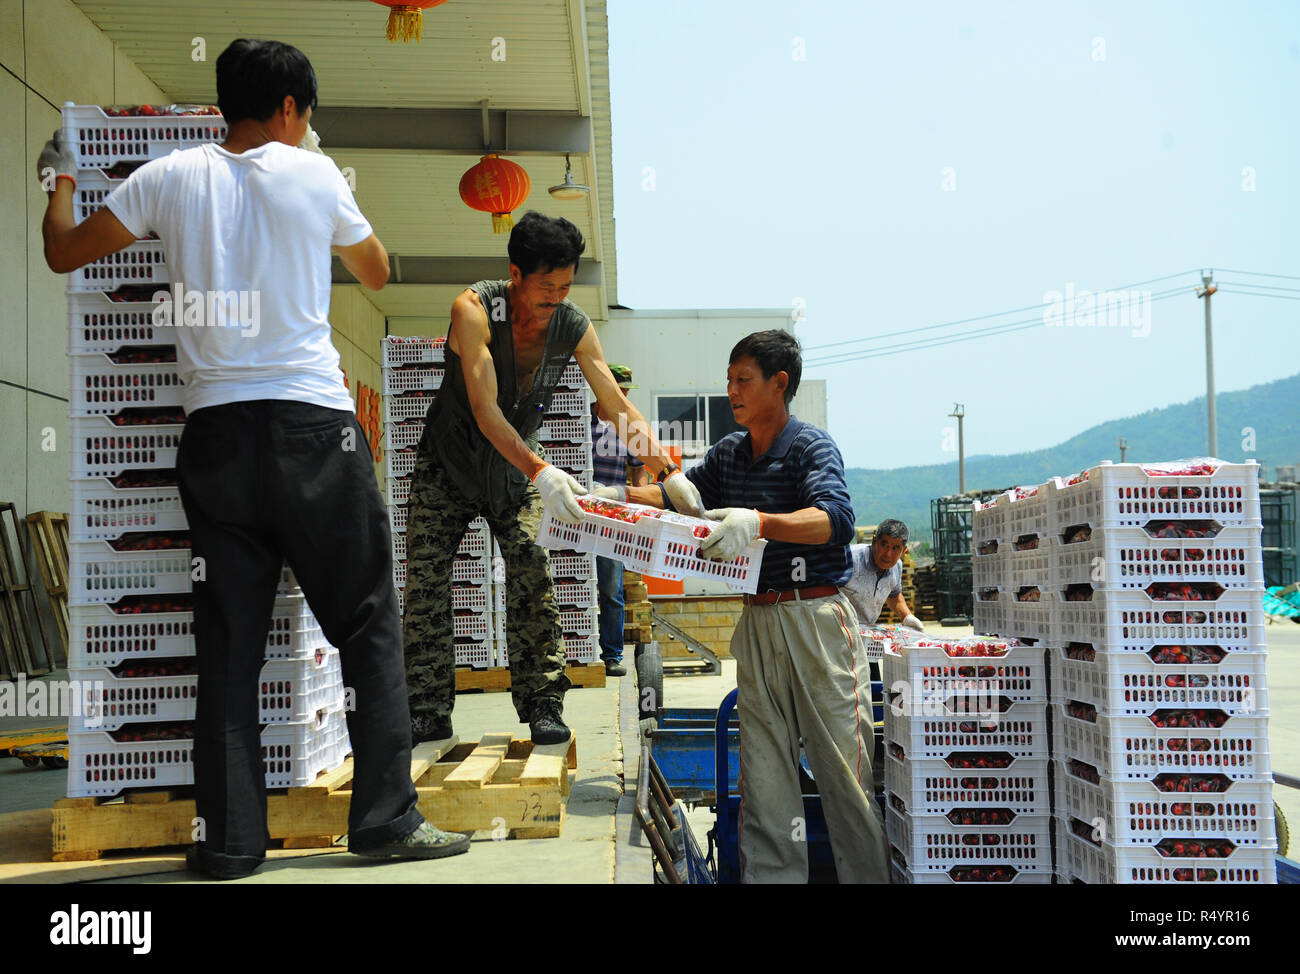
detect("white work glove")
[36,130,77,189]
[589,484,627,502]
[663,471,704,517]
[533,464,586,524]
[903,614,924,632]
[298,125,323,154]
[699,508,761,562]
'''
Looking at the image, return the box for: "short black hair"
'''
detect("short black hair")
[875,519,910,544]
[508,211,585,277]
[729,330,802,404]
[217,39,318,125]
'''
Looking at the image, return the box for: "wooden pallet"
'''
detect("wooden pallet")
[456,661,606,693]
[24,511,69,666]
[49,733,578,861]
[623,624,652,644]
[0,503,49,677]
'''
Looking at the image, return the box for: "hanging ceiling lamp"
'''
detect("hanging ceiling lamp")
[370,1,449,43]
[459,154,531,233]
[547,154,591,200]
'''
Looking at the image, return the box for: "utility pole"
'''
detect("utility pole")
[1118,436,1128,462]
[949,403,966,493]
[1197,270,1218,456]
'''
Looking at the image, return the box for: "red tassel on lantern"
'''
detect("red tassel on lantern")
[370,1,449,43]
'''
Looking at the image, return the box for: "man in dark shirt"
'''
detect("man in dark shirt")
[595,330,888,883]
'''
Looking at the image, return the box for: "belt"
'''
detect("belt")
[743,584,841,607]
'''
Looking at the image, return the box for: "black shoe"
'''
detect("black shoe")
[185,844,263,881]
[604,660,627,677]
[349,821,470,860]
[412,713,454,744]
[529,698,571,745]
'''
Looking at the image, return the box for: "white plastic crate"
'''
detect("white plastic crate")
[882,642,1047,708]
[1052,646,1268,717]
[561,632,599,663]
[386,476,411,506]
[1057,829,1275,884]
[453,611,493,642]
[68,594,323,667]
[1054,762,1276,847]
[258,649,345,724]
[890,859,1053,884]
[382,364,444,395]
[547,550,596,580]
[67,729,194,797]
[70,481,186,540]
[70,354,184,417]
[972,550,1006,593]
[72,168,133,225]
[559,606,597,637]
[1005,483,1054,541]
[62,103,227,169]
[552,577,597,608]
[69,542,192,603]
[1055,587,1265,647]
[382,393,437,425]
[386,447,417,480]
[70,416,183,479]
[882,698,1050,761]
[384,422,424,452]
[454,638,495,669]
[1053,525,1264,591]
[1005,593,1056,646]
[972,493,1009,550]
[452,582,504,614]
[537,415,593,444]
[1006,540,1052,591]
[971,592,1005,639]
[1052,702,1270,781]
[261,707,352,789]
[396,553,490,587]
[381,336,445,368]
[540,441,594,471]
[886,808,1054,874]
[544,387,590,417]
[883,750,1050,815]
[556,360,585,389]
[388,504,408,536]
[538,500,765,594]
[1051,460,1262,533]
[68,290,174,355]
[67,239,169,293]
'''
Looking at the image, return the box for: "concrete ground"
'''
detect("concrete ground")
[2,619,1298,882]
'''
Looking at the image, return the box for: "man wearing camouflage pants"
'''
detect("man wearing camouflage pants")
[403,212,701,745]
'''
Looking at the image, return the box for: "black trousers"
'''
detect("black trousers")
[177,399,423,870]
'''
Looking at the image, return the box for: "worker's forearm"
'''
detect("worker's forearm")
[629,465,652,487]
[41,182,77,271]
[618,404,675,478]
[885,593,907,617]
[625,485,666,508]
[473,404,545,480]
[757,507,832,545]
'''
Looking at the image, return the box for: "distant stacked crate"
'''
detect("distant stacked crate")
[62,103,349,798]
[623,569,652,643]
[882,631,1053,884]
[973,459,1276,884]
[913,564,941,622]
[381,337,598,667]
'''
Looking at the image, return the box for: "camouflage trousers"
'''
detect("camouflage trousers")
[403,451,570,724]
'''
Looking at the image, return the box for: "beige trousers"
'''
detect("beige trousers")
[730,591,890,884]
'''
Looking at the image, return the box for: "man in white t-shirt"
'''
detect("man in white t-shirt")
[38,38,466,879]
[841,519,924,630]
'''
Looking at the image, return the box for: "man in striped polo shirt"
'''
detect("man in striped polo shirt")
[595,330,888,883]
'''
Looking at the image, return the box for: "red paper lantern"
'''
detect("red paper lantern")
[459,154,531,234]
[370,1,448,43]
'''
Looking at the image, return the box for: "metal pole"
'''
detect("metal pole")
[1119,437,1128,462]
[1198,270,1218,456]
[949,404,966,493]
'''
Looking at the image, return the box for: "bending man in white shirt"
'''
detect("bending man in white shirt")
[841,519,924,631]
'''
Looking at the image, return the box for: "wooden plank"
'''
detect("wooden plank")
[291,758,356,798]
[456,663,606,692]
[440,733,512,789]
[0,504,49,673]
[566,663,606,689]
[281,835,335,849]
[518,740,569,789]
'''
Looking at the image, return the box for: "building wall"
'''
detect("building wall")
[329,285,388,483]
[2,0,168,524]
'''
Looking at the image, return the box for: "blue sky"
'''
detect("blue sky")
[606,1,1299,469]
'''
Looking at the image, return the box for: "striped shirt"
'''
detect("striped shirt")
[591,412,643,487]
[686,415,855,592]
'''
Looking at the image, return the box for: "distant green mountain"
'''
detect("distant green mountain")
[847,372,1300,543]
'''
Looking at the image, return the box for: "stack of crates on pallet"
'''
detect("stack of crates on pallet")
[882,631,1053,884]
[1047,459,1275,883]
[61,103,350,798]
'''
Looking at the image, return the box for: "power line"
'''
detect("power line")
[1214,268,1300,282]
[1216,287,1300,301]
[802,269,1201,352]
[806,289,1190,367]
[1217,280,1300,294]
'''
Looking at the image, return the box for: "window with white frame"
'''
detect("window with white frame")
[654,393,743,456]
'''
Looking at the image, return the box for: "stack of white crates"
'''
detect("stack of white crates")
[883,632,1053,884]
[972,459,1276,884]
[381,337,599,666]
[61,103,350,798]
